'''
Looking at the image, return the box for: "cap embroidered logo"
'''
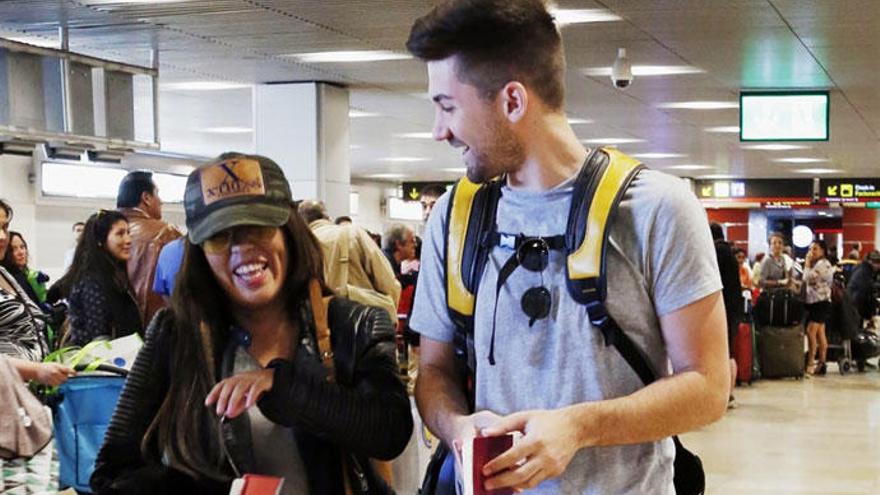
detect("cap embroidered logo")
[200,158,266,205]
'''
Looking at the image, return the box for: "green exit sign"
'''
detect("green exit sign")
[867,202,880,209]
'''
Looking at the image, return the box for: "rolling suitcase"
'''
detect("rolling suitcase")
[755,289,804,327]
[757,325,805,379]
[734,320,754,384]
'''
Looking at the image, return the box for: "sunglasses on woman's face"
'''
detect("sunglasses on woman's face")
[202,225,277,254]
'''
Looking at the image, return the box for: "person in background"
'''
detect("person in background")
[847,250,880,325]
[827,244,839,266]
[803,240,834,375]
[151,237,185,303]
[2,231,47,305]
[0,199,74,386]
[116,171,183,327]
[298,199,401,324]
[56,210,143,347]
[91,153,411,494]
[419,184,447,223]
[759,232,794,290]
[711,224,743,409]
[63,221,85,271]
[734,248,752,292]
[383,224,417,282]
[848,242,862,261]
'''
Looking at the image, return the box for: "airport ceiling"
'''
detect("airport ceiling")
[1,0,878,182]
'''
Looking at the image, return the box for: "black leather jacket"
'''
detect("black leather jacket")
[91,297,412,494]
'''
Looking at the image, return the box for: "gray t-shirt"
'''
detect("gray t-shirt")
[234,347,310,495]
[410,168,722,495]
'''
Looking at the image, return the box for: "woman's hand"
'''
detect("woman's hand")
[35,362,76,386]
[205,369,274,419]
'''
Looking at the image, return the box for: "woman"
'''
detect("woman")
[759,232,794,290]
[56,210,142,346]
[1,231,47,305]
[91,154,412,494]
[803,240,834,375]
[734,248,752,292]
[0,199,74,388]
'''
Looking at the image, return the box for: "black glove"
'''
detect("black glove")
[36,271,50,284]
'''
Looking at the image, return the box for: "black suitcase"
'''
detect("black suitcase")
[755,289,804,327]
[757,325,805,379]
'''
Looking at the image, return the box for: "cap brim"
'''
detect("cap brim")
[189,203,291,245]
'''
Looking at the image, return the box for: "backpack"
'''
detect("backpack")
[420,147,705,495]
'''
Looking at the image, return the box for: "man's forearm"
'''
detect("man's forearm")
[415,364,471,446]
[567,367,727,450]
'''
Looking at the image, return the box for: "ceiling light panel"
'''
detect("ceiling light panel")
[666,165,713,170]
[773,158,829,163]
[567,117,594,125]
[287,51,411,63]
[551,9,622,25]
[742,144,808,151]
[704,126,740,133]
[658,101,739,110]
[349,110,381,118]
[632,153,686,159]
[582,66,704,77]
[394,132,434,139]
[581,138,644,145]
[796,168,840,174]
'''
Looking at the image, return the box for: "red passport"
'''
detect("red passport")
[461,434,515,495]
[229,474,284,495]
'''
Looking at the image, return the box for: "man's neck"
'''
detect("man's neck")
[507,113,588,192]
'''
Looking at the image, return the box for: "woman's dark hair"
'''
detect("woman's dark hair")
[143,205,327,480]
[406,0,565,109]
[55,210,131,298]
[1,231,28,270]
[811,239,828,258]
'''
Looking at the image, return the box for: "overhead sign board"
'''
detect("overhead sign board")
[401,182,453,201]
[820,179,880,203]
[696,179,813,201]
[740,91,829,141]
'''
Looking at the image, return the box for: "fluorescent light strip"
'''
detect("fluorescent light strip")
[795,168,840,174]
[581,138,644,145]
[632,153,686,159]
[704,126,740,133]
[443,167,467,173]
[286,50,411,63]
[365,173,407,179]
[582,65,704,77]
[698,174,738,179]
[394,132,434,139]
[773,158,829,163]
[742,144,807,151]
[666,165,713,170]
[349,110,381,118]
[567,117,594,125]
[658,101,739,110]
[551,8,622,25]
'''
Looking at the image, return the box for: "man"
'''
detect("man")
[847,250,880,324]
[63,222,85,271]
[152,237,185,303]
[711,223,744,409]
[406,1,729,493]
[298,199,400,323]
[420,184,447,222]
[0,200,10,262]
[116,171,182,327]
[383,223,417,280]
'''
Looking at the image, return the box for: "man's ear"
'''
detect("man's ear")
[499,82,528,123]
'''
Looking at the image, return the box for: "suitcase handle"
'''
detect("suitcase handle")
[72,363,129,377]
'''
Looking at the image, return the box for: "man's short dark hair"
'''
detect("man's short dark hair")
[117,171,156,208]
[407,0,565,110]
[72,222,85,230]
[709,222,724,241]
[297,200,329,225]
[0,199,12,220]
[420,184,447,200]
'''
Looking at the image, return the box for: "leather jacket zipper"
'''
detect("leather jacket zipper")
[349,456,369,492]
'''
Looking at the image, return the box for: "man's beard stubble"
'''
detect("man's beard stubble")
[465,120,525,184]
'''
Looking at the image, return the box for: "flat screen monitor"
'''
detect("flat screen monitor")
[740,91,829,141]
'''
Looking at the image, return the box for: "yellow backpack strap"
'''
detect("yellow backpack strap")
[566,147,644,305]
[445,178,482,320]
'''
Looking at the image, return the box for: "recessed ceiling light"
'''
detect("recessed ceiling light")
[742,144,807,151]
[443,167,467,173]
[349,110,381,118]
[773,157,829,163]
[380,157,430,163]
[394,132,434,139]
[567,117,594,125]
[632,153,686,159]
[581,138,644,145]
[364,173,407,179]
[704,126,740,133]
[582,65,704,77]
[795,168,840,174]
[201,127,253,134]
[161,81,251,91]
[698,174,738,179]
[666,165,713,170]
[658,101,739,110]
[550,8,622,25]
[286,50,412,63]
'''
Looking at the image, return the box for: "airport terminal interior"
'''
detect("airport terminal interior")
[0,1,879,494]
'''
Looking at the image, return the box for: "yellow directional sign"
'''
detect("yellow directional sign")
[408,187,419,200]
[826,185,838,196]
[841,184,854,197]
[700,185,713,197]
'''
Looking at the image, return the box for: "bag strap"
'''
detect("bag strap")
[338,225,352,296]
[309,278,336,380]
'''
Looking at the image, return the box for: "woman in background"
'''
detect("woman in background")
[803,240,834,375]
[56,210,142,346]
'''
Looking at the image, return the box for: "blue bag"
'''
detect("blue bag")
[53,365,127,493]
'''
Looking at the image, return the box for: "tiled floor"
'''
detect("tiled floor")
[682,365,880,495]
